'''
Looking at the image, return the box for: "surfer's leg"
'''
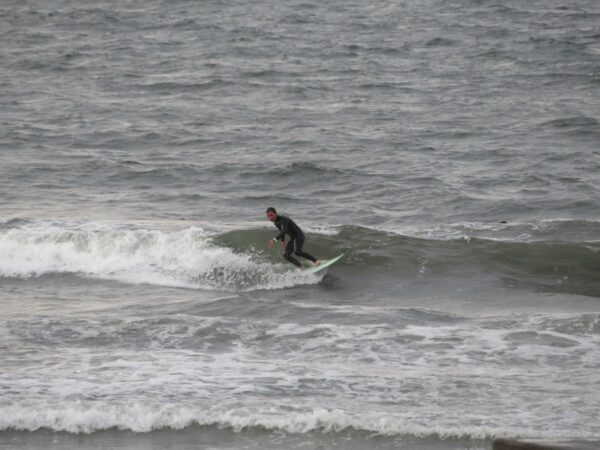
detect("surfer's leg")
[284,240,302,267]
[293,236,319,265]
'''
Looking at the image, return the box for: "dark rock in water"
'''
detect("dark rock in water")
[494,438,600,450]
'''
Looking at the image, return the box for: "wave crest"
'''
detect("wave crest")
[0,402,582,439]
[0,223,318,291]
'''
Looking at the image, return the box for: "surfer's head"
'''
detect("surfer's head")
[266,207,278,222]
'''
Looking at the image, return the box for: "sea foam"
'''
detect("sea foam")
[0,402,589,439]
[0,223,318,290]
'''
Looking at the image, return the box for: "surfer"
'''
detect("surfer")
[266,207,321,268]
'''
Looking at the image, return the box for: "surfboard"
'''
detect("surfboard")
[305,254,344,274]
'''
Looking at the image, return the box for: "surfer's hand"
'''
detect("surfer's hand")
[267,239,275,249]
[281,241,286,248]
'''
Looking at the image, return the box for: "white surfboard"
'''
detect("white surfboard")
[305,254,344,274]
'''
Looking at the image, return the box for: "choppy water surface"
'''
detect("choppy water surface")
[1,0,599,448]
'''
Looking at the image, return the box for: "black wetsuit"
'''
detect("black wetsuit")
[272,215,317,267]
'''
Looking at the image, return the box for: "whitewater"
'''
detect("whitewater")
[0,221,321,290]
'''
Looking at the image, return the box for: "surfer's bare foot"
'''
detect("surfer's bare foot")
[314,260,321,267]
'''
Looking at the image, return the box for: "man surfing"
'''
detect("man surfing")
[266,207,321,268]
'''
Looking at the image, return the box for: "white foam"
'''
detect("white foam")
[2,314,599,438]
[0,402,595,439]
[0,222,319,291]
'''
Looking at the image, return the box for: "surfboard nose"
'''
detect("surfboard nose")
[305,254,344,274]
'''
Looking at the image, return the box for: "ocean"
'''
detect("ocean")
[1,0,599,448]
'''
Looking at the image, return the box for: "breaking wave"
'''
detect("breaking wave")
[2,219,599,296]
[0,402,591,440]
[0,221,319,291]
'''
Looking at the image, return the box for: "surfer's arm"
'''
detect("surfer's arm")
[273,217,289,242]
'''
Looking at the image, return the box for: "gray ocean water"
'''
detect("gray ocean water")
[1,0,600,448]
